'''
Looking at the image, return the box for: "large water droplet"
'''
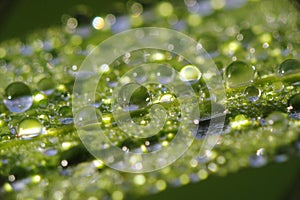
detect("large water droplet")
[278,59,300,76]
[244,86,261,102]
[179,65,201,84]
[18,118,43,139]
[37,78,55,95]
[59,106,73,124]
[4,82,33,113]
[288,93,300,119]
[225,61,254,87]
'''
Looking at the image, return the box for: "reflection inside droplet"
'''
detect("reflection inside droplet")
[4,82,33,113]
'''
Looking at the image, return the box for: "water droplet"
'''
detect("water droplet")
[105,72,118,87]
[132,68,147,83]
[117,83,150,111]
[179,65,201,84]
[4,82,33,113]
[59,106,73,124]
[156,65,175,84]
[60,92,70,101]
[271,81,284,92]
[230,114,250,130]
[225,61,254,87]
[249,154,267,168]
[244,86,261,102]
[159,94,175,103]
[38,99,49,108]
[288,93,300,119]
[18,118,43,139]
[278,59,300,76]
[44,149,58,156]
[266,111,288,133]
[37,78,55,95]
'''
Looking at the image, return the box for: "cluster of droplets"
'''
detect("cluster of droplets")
[0,79,74,140]
[1,0,300,199]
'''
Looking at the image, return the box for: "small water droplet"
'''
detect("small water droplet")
[179,65,201,84]
[105,72,118,87]
[159,94,175,103]
[278,59,300,76]
[132,68,147,83]
[44,149,58,156]
[288,93,300,119]
[225,61,255,87]
[60,92,70,101]
[156,65,175,84]
[17,118,43,139]
[244,86,261,102]
[4,82,33,113]
[37,78,55,95]
[249,154,267,168]
[271,81,284,92]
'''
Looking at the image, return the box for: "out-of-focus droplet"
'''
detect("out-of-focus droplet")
[278,59,300,76]
[230,114,250,130]
[225,61,255,87]
[180,65,201,84]
[44,149,58,156]
[4,82,33,113]
[18,118,43,139]
[37,78,55,95]
[156,65,175,84]
[92,17,105,30]
[249,150,267,168]
[288,93,300,119]
[266,111,288,133]
[244,86,261,102]
[157,2,173,17]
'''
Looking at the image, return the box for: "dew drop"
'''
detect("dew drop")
[59,106,73,124]
[44,149,58,156]
[249,154,266,168]
[60,92,70,101]
[244,86,261,102]
[271,81,284,92]
[156,65,175,84]
[179,65,201,84]
[159,93,175,103]
[105,72,118,87]
[117,83,150,111]
[18,118,43,139]
[37,78,55,95]
[288,93,300,119]
[132,68,147,83]
[225,61,254,87]
[4,82,33,113]
[278,59,300,76]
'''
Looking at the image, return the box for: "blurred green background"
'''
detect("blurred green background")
[0,0,300,199]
